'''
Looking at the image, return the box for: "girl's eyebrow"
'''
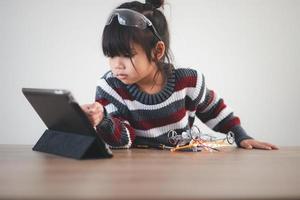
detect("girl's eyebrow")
[130,48,137,54]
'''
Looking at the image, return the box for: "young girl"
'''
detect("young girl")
[82,0,278,150]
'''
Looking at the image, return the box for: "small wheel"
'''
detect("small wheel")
[168,130,177,138]
[226,131,235,144]
[168,130,178,145]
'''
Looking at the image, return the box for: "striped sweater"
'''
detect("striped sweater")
[95,67,252,148]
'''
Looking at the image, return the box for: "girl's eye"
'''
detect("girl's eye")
[123,53,136,58]
[123,54,131,58]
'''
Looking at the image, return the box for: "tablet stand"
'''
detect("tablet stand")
[33,129,113,159]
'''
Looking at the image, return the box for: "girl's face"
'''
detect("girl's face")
[109,43,157,86]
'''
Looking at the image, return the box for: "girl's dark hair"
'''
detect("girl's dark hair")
[102,0,173,79]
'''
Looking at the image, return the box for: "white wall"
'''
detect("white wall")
[0,0,299,145]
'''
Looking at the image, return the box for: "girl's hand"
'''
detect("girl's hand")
[81,102,104,127]
[239,139,279,150]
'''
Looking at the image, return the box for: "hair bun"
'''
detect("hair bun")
[145,0,164,9]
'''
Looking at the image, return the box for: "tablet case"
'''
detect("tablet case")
[33,129,111,159]
[22,88,113,159]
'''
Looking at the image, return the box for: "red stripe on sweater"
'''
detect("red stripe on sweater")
[101,117,122,145]
[212,100,226,118]
[174,76,197,91]
[104,116,136,146]
[115,88,134,100]
[219,117,241,133]
[206,90,215,109]
[111,118,124,144]
[131,108,186,130]
[96,98,109,106]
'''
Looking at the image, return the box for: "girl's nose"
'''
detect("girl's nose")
[113,57,126,70]
[115,64,125,70]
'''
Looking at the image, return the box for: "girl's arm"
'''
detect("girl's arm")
[195,74,277,150]
[196,88,252,146]
[95,98,135,149]
[81,101,135,149]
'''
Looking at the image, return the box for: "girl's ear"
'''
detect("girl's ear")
[152,41,165,61]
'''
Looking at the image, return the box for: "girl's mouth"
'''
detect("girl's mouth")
[116,74,128,79]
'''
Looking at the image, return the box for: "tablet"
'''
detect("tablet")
[22,88,112,158]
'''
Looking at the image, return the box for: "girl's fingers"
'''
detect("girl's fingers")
[88,115,101,127]
[95,102,104,112]
[261,142,279,150]
[89,103,104,114]
[249,141,272,150]
[82,102,103,113]
[240,140,253,149]
[240,139,278,150]
[85,103,101,115]
[81,102,104,127]
[81,104,90,112]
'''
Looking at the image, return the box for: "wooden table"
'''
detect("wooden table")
[0,145,299,200]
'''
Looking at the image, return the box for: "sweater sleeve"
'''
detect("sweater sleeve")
[195,72,253,146]
[94,78,135,149]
